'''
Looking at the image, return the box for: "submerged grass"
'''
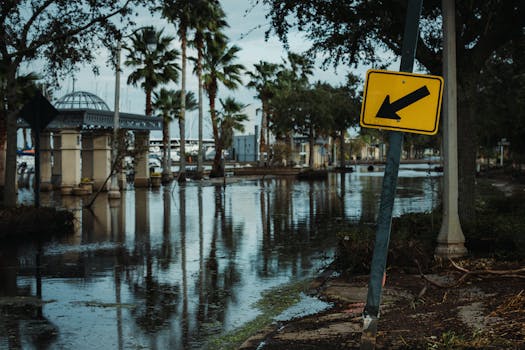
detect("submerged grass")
[204,279,311,350]
[0,205,75,240]
[335,177,525,275]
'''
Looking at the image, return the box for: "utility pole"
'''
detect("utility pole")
[435,0,467,258]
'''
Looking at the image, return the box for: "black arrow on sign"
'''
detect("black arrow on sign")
[375,85,430,120]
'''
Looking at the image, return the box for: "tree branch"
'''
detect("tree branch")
[9,0,133,60]
[19,0,56,52]
[415,259,525,289]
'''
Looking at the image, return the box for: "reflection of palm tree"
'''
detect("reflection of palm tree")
[201,185,241,326]
[160,187,171,269]
[179,185,189,347]
[197,184,205,324]
[361,176,380,223]
[339,172,347,217]
[204,186,221,319]
[130,190,179,334]
[260,179,270,276]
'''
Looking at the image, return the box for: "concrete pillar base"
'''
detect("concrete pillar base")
[51,175,62,189]
[109,197,121,208]
[108,190,121,199]
[61,185,74,195]
[134,177,149,188]
[93,180,109,192]
[434,243,467,259]
[40,182,53,192]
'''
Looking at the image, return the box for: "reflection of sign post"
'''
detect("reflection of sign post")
[360,70,444,135]
[497,138,510,167]
[19,92,58,208]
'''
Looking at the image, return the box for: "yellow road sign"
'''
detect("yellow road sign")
[360,69,444,135]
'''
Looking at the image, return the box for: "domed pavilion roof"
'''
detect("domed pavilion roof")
[55,91,110,111]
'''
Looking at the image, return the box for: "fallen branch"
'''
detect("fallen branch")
[449,259,525,276]
[414,259,525,289]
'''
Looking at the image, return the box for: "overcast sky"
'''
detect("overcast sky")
[54,1,356,139]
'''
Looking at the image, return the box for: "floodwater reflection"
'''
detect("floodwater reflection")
[1,166,441,349]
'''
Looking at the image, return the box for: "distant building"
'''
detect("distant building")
[291,135,332,168]
[232,126,258,162]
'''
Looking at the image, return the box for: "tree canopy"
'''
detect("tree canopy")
[260,0,525,224]
[1,0,149,206]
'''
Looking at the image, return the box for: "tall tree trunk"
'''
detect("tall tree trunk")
[284,132,293,166]
[22,128,28,149]
[5,109,17,207]
[162,115,170,182]
[457,82,477,227]
[145,89,153,117]
[259,100,267,161]
[197,40,204,176]
[3,66,19,207]
[0,115,6,194]
[209,86,221,177]
[211,139,223,178]
[308,126,315,168]
[339,130,345,168]
[179,35,187,182]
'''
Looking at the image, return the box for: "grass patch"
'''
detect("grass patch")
[424,329,514,350]
[335,211,438,274]
[463,181,525,259]
[204,279,311,350]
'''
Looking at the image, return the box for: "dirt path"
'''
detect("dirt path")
[239,260,525,349]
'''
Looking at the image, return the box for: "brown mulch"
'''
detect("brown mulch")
[239,259,525,349]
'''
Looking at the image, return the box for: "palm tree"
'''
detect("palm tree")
[218,97,248,152]
[189,0,227,177]
[247,61,281,162]
[153,88,197,183]
[153,88,177,183]
[160,0,193,181]
[124,28,180,116]
[202,34,244,177]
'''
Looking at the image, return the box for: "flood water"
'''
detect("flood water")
[1,164,441,349]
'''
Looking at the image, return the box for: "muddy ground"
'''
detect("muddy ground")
[239,259,524,349]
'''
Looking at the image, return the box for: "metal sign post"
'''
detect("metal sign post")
[360,0,424,349]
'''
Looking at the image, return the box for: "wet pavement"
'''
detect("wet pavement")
[1,165,441,349]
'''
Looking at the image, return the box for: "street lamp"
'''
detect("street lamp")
[108,26,156,199]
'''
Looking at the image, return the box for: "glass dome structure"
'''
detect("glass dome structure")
[55,91,110,111]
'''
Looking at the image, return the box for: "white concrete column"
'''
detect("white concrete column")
[81,133,94,183]
[51,133,62,189]
[134,131,150,188]
[435,0,467,258]
[39,132,53,191]
[59,129,81,195]
[92,132,112,191]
